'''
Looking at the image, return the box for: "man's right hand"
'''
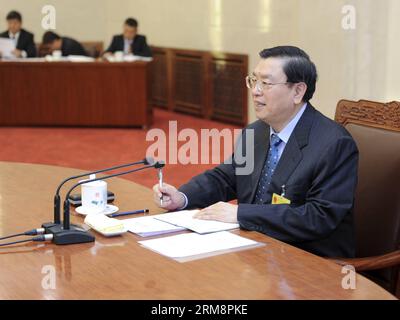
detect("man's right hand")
[102,52,113,60]
[152,183,186,211]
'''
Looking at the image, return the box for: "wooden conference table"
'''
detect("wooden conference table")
[0,162,395,300]
[0,60,152,128]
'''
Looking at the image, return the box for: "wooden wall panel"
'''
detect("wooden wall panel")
[151,46,248,126]
[173,51,205,116]
[151,47,169,109]
[209,53,248,125]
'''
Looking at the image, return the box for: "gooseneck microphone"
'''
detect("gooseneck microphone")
[47,160,165,245]
[47,157,154,229]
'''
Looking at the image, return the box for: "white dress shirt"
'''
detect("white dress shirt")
[269,102,307,162]
[123,38,133,54]
[8,31,27,58]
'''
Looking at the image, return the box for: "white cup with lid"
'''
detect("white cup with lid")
[114,51,124,62]
[52,50,62,60]
[80,175,107,214]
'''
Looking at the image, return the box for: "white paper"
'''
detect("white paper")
[123,214,186,237]
[138,231,261,261]
[4,57,46,62]
[0,38,16,58]
[155,210,239,234]
[124,54,153,62]
[67,55,95,62]
[105,54,153,62]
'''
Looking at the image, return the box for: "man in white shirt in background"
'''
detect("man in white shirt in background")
[0,10,36,58]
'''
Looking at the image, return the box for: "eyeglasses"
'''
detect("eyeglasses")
[245,75,291,92]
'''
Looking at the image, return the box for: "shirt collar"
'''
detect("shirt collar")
[9,31,20,39]
[269,102,308,143]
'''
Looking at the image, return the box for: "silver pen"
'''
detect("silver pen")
[158,168,163,205]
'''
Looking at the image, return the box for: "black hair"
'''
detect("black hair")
[259,45,318,102]
[6,10,22,22]
[42,31,61,44]
[124,17,138,28]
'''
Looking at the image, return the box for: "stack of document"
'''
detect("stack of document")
[155,209,240,234]
[121,210,262,262]
[105,54,153,63]
[6,57,46,62]
[123,215,186,237]
[123,210,239,237]
[123,55,153,62]
[138,231,263,262]
[67,55,95,62]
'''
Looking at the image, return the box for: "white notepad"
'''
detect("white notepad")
[138,231,263,262]
[155,210,239,234]
[123,215,186,237]
[84,214,126,237]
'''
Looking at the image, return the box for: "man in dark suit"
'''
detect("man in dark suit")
[103,18,151,57]
[42,31,87,56]
[0,10,36,58]
[153,46,359,258]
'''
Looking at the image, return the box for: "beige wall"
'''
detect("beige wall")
[0,0,398,122]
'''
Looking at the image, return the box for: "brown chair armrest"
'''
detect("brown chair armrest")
[328,250,400,271]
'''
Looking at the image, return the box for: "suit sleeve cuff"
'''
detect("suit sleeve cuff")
[178,192,188,210]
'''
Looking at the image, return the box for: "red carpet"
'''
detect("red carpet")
[0,109,240,189]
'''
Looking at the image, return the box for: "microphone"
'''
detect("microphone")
[44,157,154,231]
[47,160,165,245]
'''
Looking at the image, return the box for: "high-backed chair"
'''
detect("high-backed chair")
[332,99,400,297]
[81,41,103,58]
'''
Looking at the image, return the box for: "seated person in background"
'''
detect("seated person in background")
[42,31,87,56]
[153,46,359,258]
[103,17,152,58]
[0,10,36,58]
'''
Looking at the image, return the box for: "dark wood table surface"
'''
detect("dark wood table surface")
[0,61,152,128]
[0,162,395,299]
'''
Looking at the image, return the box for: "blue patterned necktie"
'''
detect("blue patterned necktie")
[254,134,283,204]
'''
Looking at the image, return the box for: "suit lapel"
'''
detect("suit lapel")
[269,104,315,194]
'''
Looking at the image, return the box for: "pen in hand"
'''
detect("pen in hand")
[110,209,149,218]
[158,168,163,206]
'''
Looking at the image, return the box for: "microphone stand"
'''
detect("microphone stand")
[42,157,153,232]
[46,161,165,245]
